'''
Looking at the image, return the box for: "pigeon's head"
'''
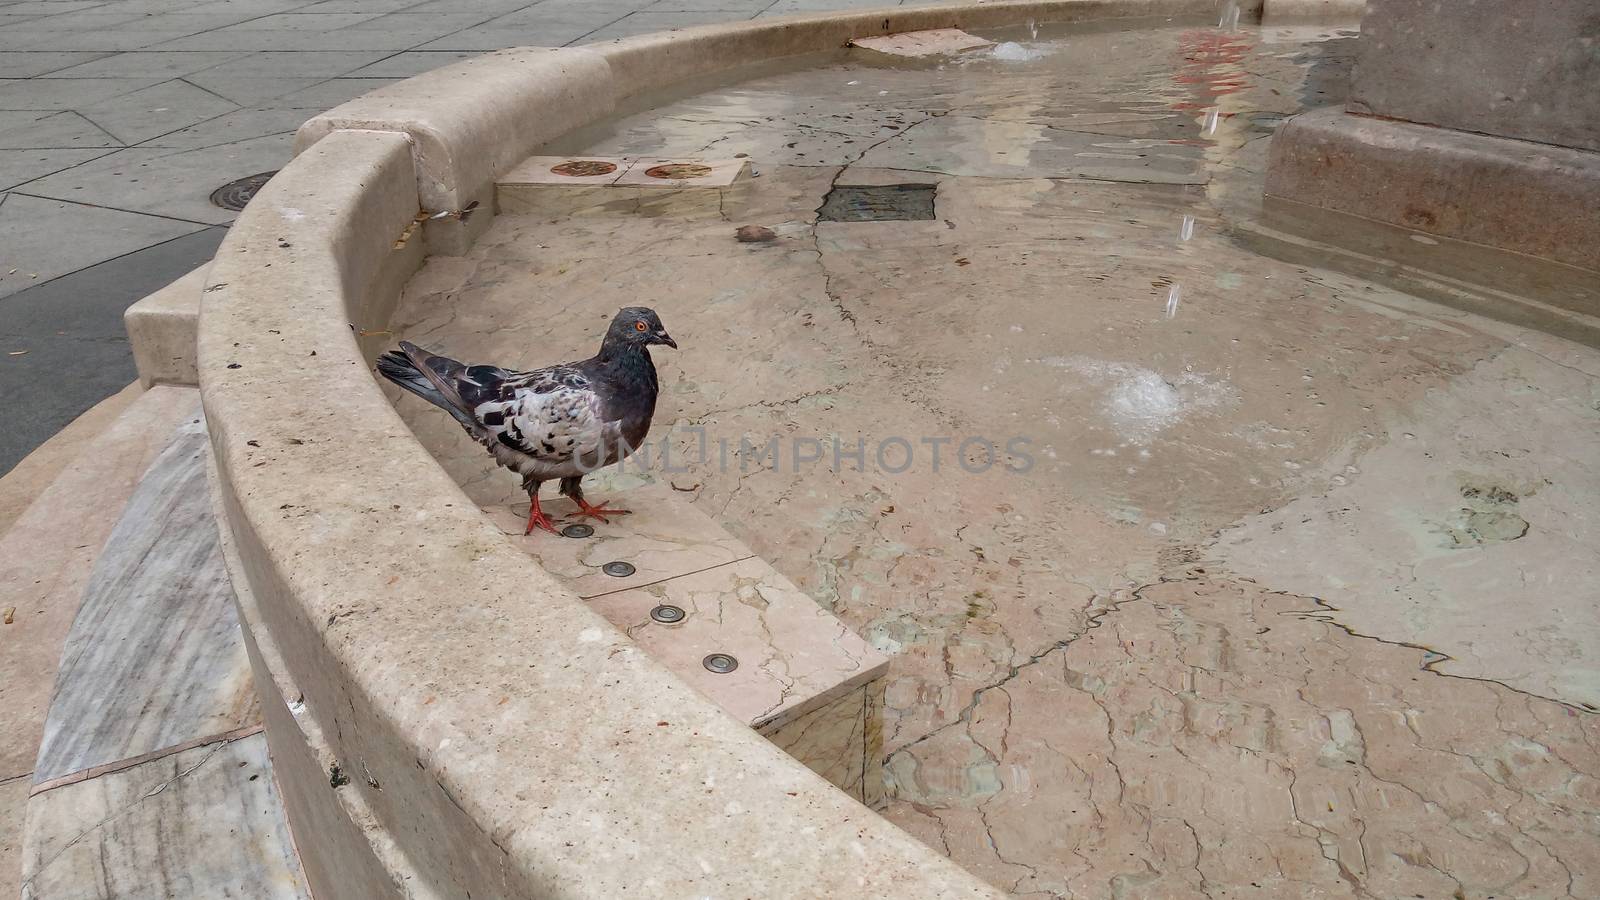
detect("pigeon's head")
[608,306,677,350]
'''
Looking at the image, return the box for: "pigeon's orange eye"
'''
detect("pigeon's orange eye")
[635,321,648,331]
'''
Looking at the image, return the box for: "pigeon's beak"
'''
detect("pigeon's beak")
[655,331,678,349]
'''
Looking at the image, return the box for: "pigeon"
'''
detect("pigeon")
[377,307,677,534]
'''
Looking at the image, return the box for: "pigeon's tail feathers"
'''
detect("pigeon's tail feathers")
[377,344,479,432]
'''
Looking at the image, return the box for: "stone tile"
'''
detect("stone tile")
[16,133,291,225]
[401,0,541,13]
[4,9,167,30]
[42,49,249,78]
[0,381,140,535]
[136,105,309,150]
[588,555,888,726]
[0,31,194,52]
[484,482,751,598]
[181,71,331,105]
[76,79,238,145]
[177,0,318,15]
[186,49,390,78]
[151,26,449,52]
[646,0,774,12]
[614,155,749,187]
[851,28,992,58]
[0,229,222,468]
[414,23,597,50]
[0,0,109,14]
[0,193,206,297]
[0,76,163,110]
[0,110,121,150]
[759,680,886,808]
[21,734,309,899]
[32,419,251,784]
[503,154,630,185]
[299,0,437,11]
[337,10,489,32]
[339,49,476,78]
[0,148,112,191]
[577,9,747,42]
[0,50,109,78]
[0,386,199,779]
[1,775,25,900]
[269,76,395,109]
[221,10,387,30]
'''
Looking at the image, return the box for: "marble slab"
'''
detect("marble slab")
[485,482,751,597]
[760,679,886,810]
[32,418,254,786]
[614,157,750,188]
[21,733,308,900]
[850,29,993,58]
[501,155,631,186]
[0,386,201,785]
[590,556,889,727]
[488,483,891,801]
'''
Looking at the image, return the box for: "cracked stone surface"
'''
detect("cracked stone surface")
[386,18,1600,898]
[21,733,306,900]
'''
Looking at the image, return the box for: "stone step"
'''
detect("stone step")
[15,409,309,900]
[123,263,208,389]
[483,482,890,809]
[1,385,204,899]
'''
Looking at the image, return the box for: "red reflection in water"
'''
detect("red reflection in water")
[1169,28,1256,141]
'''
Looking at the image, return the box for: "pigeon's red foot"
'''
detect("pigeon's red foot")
[525,495,559,535]
[571,497,631,524]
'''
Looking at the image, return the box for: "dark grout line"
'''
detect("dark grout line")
[0,147,120,192]
[174,74,243,107]
[7,189,222,227]
[0,223,221,305]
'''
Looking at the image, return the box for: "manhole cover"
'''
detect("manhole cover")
[551,159,617,177]
[644,163,713,180]
[209,171,278,211]
[817,183,937,222]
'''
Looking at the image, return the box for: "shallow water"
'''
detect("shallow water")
[394,17,1600,898]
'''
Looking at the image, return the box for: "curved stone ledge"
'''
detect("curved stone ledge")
[200,3,1238,896]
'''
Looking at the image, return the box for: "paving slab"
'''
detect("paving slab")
[0,148,112,191]
[16,133,290,225]
[76,78,239,144]
[0,50,111,78]
[0,228,222,472]
[42,49,250,78]
[32,419,250,785]
[21,734,308,900]
[0,75,163,109]
[0,385,200,784]
[0,193,207,298]
[0,110,121,150]
[0,381,140,535]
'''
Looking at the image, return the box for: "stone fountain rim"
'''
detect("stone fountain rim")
[198,1,1234,896]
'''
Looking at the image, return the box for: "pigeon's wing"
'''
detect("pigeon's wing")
[395,342,627,474]
[471,365,627,472]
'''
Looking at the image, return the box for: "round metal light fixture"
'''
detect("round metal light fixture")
[702,653,738,674]
[649,604,686,624]
[551,159,618,177]
[561,523,594,539]
[602,561,636,577]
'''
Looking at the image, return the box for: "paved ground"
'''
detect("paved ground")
[0,0,890,475]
